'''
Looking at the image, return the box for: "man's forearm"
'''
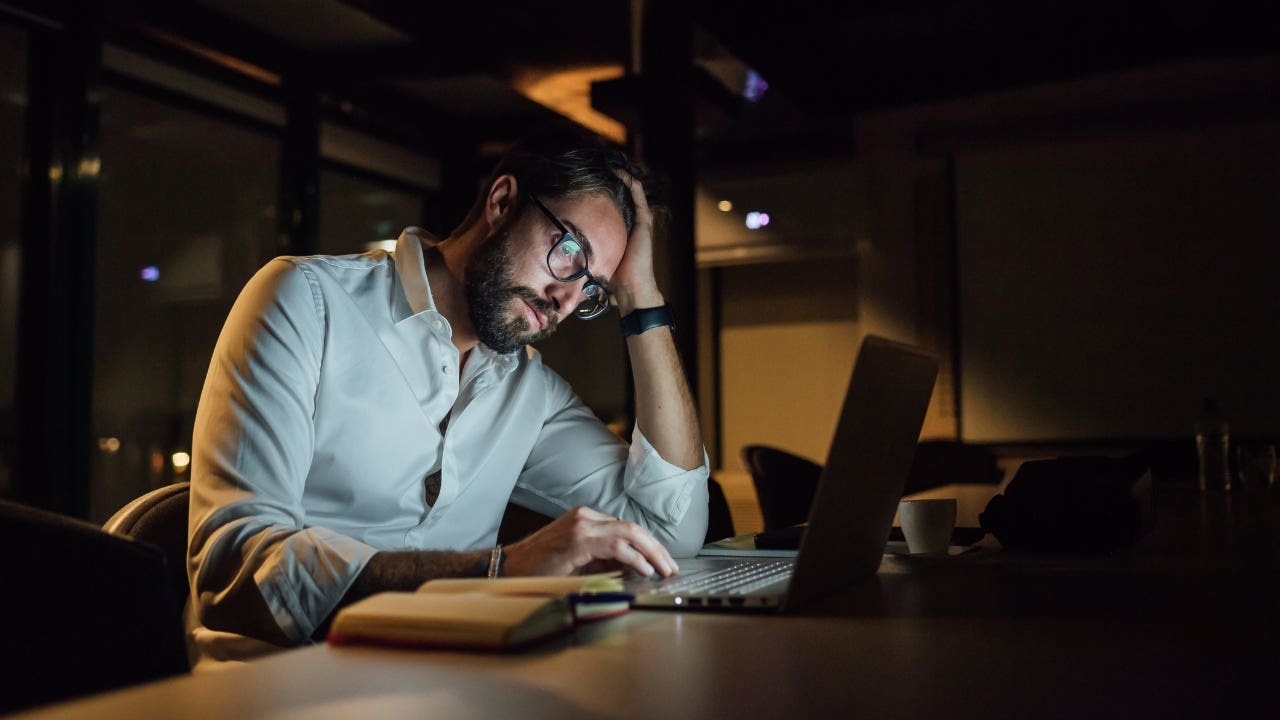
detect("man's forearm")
[313,548,489,640]
[610,171,704,473]
[348,549,491,594]
[623,297,703,471]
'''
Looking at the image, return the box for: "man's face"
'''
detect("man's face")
[465,192,628,353]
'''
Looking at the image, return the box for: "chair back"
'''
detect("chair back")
[103,481,191,615]
[1,499,189,714]
[740,445,822,531]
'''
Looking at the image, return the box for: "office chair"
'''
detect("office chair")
[103,481,191,616]
[742,442,1003,532]
[740,445,822,531]
[0,499,189,714]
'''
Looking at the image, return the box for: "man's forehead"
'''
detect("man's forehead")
[547,193,627,284]
[552,190,626,220]
[549,193,627,244]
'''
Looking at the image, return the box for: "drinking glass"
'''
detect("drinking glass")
[1235,443,1277,492]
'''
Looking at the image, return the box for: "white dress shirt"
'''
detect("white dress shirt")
[188,228,709,657]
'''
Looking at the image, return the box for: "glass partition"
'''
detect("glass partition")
[318,166,424,255]
[91,85,280,521]
[0,23,26,500]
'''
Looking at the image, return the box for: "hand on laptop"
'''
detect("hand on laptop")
[502,506,679,579]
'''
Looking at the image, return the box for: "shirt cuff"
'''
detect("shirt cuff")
[256,526,380,643]
[625,426,711,525]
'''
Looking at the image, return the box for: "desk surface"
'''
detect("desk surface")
[15,489,1280,719]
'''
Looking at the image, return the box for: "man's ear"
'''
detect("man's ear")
[484,174,519,231]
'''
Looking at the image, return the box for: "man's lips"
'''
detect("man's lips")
[521,299,547,331]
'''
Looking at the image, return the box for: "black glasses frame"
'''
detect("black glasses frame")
[527,193,611,319]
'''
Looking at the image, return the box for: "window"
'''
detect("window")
[90,86,280,521]
[318,166,424,255]
[0,23,26,499]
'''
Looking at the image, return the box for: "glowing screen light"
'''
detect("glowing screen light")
[744,70,769,103]
[140,266,160,282]
[744,211,771,230]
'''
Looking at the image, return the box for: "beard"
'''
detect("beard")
[464,228,560,354]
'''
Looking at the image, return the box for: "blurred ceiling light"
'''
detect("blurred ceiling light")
[717,200,733,212]
[77,157,101,178]
[97,437,121,454]
[172,452,191,472]
[745,211,771,230]
[141,26,281,86]
[512,65,626,143]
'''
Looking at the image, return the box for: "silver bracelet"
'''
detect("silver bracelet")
[487,545,504,578]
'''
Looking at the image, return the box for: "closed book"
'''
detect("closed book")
[328,592,574,649]
[327,572,630,650]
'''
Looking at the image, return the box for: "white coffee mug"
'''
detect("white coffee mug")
[897,498,957,555]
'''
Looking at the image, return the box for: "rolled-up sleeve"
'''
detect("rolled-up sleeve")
[188,259,377,644]
[512,372,710,557]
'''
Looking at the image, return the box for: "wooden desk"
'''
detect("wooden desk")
[15,489,1280,719]
[15,606,1275,718]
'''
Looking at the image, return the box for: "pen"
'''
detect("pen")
[567,592,635,604]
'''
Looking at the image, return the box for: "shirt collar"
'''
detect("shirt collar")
[393,226,437,319]
[391,226,522,376]
[473,344,523,375]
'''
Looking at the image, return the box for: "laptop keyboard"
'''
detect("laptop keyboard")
[653,561,795,596]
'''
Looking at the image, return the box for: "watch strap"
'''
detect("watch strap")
[620,304,675,337]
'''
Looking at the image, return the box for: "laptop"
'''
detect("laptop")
[626,334,938,612]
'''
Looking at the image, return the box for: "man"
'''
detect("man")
[188,132,709,661]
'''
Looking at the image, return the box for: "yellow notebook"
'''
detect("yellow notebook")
[327,572,629,650]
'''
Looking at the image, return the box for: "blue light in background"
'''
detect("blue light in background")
[744,70,769,103]
[140,266,159,282]
[745,211,771,230]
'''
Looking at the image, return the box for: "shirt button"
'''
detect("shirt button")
[442,365,451,374]
[431,319,443,330]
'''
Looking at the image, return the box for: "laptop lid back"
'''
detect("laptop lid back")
[781,335,938,611]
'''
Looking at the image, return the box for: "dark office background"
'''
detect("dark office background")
[2,1,1277,525]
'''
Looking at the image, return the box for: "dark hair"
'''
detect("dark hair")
[452,129,654,236]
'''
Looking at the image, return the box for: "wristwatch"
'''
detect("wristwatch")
[620,304,676,337]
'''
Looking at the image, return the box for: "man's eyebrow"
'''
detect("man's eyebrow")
[562,219,610,288]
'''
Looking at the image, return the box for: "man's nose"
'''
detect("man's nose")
[546,278,584,314]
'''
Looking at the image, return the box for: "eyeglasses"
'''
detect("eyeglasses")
[527,193,611,319]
